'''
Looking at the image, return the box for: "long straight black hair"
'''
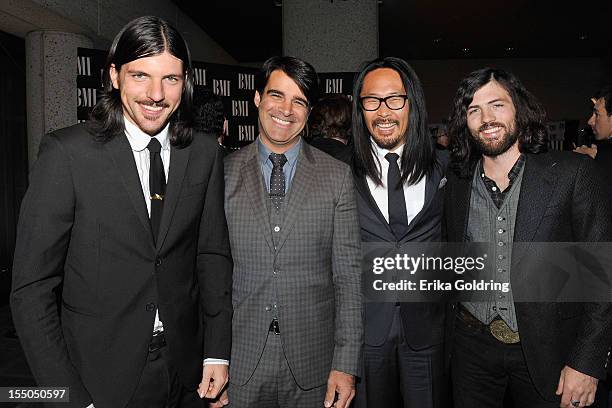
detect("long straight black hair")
[352,57,435,186]
[88,16,194,147]
[448,67,548,178]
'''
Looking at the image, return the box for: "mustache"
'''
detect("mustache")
[373,119,399,126]
[138,100,169,108]
[479,122,505,132]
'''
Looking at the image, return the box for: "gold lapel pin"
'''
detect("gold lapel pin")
[151,193,164,201]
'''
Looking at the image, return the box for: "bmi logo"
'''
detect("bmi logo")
[193,68,207,86]
[213,79,231,96]
[238,125,256,141]
[232,100,249,117]
[325,78,343,93]
[77,88,97,107]
[77,56,91,76]
[238,73,255,90]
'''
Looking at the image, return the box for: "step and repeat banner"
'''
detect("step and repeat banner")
[77,48,569,150]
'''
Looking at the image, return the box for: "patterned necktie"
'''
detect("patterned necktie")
[385,152,408,239]
[147,138,166,243]
[269,153,288,211]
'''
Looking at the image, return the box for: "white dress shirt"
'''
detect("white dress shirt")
[365,141,426,225]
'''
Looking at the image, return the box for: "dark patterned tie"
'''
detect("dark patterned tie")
[385,152,408,239]
[269,153,288,211]
[147,138,166,243]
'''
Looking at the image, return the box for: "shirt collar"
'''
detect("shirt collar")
[257,136,302,168]
[124,116,171,152]
[370,138,405,168]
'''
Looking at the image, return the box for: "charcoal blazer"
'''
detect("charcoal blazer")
[354,150,449,349]
[11,123,232,408]
[224,141,362,389]
[444,151,612,400]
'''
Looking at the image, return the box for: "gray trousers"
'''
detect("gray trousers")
[228,331,327,408]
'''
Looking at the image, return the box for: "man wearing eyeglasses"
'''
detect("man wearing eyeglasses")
[351,57,448,407]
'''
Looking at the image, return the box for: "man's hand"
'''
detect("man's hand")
[573,144,598,159]
[556,365,598,407]
[324,370,355,408]
[208,389,229,407]
[198,364,228,400]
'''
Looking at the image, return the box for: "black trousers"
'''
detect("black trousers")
[355,305,445,408]
[451,313,557,408]
[127,336,203,408]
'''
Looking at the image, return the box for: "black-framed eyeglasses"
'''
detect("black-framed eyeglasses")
[360,95,408,111]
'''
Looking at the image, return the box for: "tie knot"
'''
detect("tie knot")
[269,153,288,168]
[147,138,162,154]
[385,152,400,164]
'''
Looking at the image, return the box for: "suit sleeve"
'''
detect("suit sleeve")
[565,156,612,379]
[197,144,233,360]
[10,134,92,407]
[331,165,363,376]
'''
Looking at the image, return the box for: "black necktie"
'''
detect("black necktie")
[148,138,166,243]
[385,152,408,239]
[269,153,287,211]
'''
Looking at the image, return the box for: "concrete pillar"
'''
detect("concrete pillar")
[282,0,378,72]
[26,30,92,169]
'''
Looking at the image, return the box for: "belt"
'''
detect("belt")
[457,305,520,344]
[148,331,167,352]
[268,319,280,335]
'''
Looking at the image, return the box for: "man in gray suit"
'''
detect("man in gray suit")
[216,56,362,408]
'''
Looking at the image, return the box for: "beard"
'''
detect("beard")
[370,118,403,150]
[471,122,518,157]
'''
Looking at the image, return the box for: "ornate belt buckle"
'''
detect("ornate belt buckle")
[489,319,520,344]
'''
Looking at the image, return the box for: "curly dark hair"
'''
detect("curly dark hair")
[448,67,549,177]
[193,88,225,135]
[309,94,352,142]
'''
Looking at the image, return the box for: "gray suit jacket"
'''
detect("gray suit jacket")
[224,140,362,389]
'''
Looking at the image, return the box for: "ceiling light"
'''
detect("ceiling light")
[461,47,470,53]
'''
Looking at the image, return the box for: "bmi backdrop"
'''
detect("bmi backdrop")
[77,48,569,150]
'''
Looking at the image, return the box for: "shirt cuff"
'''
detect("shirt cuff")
[203,358,229,366]
[86,404,94,408]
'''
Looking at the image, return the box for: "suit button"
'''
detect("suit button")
[145,303,156,312]
[265,305,272,312]
[155,258,162,267]
[273,267,279,275]
[273,226,280,232]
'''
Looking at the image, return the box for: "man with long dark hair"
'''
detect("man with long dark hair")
[351,57,448,408]
[445,68,612,407]
[11,16,232,407]
[221,56,362,408]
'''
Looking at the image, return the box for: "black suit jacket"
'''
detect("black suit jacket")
[444,151,612,400]
[10,123,233,408]
[354,150,449,349]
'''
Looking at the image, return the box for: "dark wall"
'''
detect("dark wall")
[0,31,27,305]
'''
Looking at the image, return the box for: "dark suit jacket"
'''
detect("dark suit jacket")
[354,150,449,349]
[308,137,352,165]
[444,151,612,400]
[594,139,612,202]
[10,123,233,408]
[224,141,362,389]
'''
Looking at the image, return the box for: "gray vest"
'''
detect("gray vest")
[267,188,287,320]
[462,164,524,332]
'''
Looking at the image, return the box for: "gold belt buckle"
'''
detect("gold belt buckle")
[489,319,520,344]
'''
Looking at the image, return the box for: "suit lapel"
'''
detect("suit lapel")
[156,144,190,251]
[105,133,153,244]
[449,171,473,242]
[512,153,556,265]
[275,143,316,250]
[399,170,438,241]
[241,145,274,251]
[354,173,393,237]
